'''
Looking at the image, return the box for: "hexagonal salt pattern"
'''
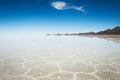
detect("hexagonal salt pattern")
[27,63,58,78]
[76,73,98,80]
[50,72,73,80]
[37,72,73,80]
[0,64,27,76]
[95,71,120,80]
[95,64,117,71]
[61,61,95,73]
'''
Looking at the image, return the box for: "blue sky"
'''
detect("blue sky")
[0,0,120,34]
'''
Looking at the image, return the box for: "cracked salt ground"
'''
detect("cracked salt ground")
[95,71,120,80]
[0,36,120,80]
[76,73,99,80]
[37,72,74,80]
[27,63,59,78]
[61,61,95,73]
[0,64,27,76]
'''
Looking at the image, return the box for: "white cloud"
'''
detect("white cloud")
[51,1,85,12]
[51,1,66,10]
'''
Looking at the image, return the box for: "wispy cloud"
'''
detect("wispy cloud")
[51,1,85,12]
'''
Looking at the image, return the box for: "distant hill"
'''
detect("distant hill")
[47,26,120,36]
[78,26,120,35]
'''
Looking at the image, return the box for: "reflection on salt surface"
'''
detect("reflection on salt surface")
[0,35,120,80]
[78,35,120,43]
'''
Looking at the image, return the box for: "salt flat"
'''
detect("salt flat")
[0,35,120,80]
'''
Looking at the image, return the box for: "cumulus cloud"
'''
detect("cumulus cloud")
[51,1,85,12]
[51,1,66,10]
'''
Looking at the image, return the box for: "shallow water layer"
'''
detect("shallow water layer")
[0,35,120,80]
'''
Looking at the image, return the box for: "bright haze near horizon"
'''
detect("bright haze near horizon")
[0,0,120,36]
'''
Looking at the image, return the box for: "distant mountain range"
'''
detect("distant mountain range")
[46,26,120,36]
[80,26,120,35]
[95,26,120,35]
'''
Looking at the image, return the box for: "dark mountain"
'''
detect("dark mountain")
[78,26,120,35]
[96,26,120,35]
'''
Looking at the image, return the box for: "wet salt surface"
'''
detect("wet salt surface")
[0,35,120,80]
